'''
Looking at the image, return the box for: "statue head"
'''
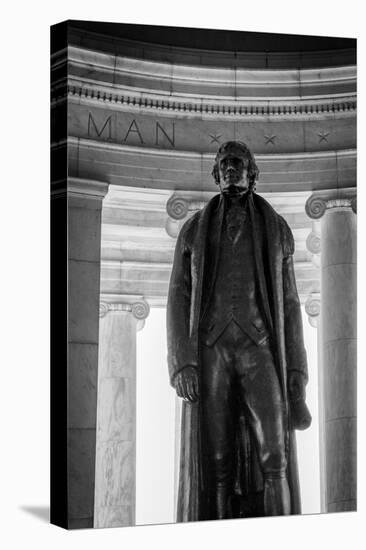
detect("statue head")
[211,141,259,195]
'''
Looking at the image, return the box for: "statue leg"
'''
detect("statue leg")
[200,337,235,520]
[235,340,290,516]
[262,475,290,516]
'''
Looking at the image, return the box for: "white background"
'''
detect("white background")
[0,1,364,549]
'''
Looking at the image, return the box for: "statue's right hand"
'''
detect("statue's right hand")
[174,365,200,403]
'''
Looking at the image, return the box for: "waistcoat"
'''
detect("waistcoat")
[200,195,269,347]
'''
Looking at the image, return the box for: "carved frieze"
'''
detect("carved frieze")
[66,85,356,119]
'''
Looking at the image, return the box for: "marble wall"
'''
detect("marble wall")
[67,180,108,529]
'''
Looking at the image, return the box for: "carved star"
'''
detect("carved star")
[209,133,222,144]
[318,131,330,143]
[264,134,276,145]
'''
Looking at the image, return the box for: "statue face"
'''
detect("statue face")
[217,153,249,195]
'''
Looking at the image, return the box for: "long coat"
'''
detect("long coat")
[166,191,308,521]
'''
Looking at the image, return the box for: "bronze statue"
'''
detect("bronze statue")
[167,141,311,522]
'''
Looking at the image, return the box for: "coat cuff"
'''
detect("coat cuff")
[287,367,308,384]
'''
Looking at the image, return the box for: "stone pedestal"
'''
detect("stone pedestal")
[306,189,356,512]
[94,299,150,528]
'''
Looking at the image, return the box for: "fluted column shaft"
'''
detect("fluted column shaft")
[94,300,150,528]
[306,190,356,512]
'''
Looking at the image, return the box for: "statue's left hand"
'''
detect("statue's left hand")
[287,371,306,402]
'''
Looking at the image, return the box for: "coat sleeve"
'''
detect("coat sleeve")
[281,220,309,383]
[166,218,199,387]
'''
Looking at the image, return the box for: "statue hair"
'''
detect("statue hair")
[211,140,259,192]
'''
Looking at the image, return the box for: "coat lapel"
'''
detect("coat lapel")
[247,193,274,335]
[252,193,287,399]
[189,193,222,338]
[198,195,225,323]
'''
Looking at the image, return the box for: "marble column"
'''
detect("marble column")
[51,177,109,529]
[304,291,325,511]
[94,299,150,528]
[306,189,356,513]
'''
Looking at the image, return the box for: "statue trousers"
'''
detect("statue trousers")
[199,319,290,518]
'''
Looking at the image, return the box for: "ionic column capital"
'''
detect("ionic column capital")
[99,299,150,330]
[306,230,321,255]
[166,194,207,220]
[305,188,357,219]
[165,193,210,238]
[305,294,321,328]
[166,196,189,220]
